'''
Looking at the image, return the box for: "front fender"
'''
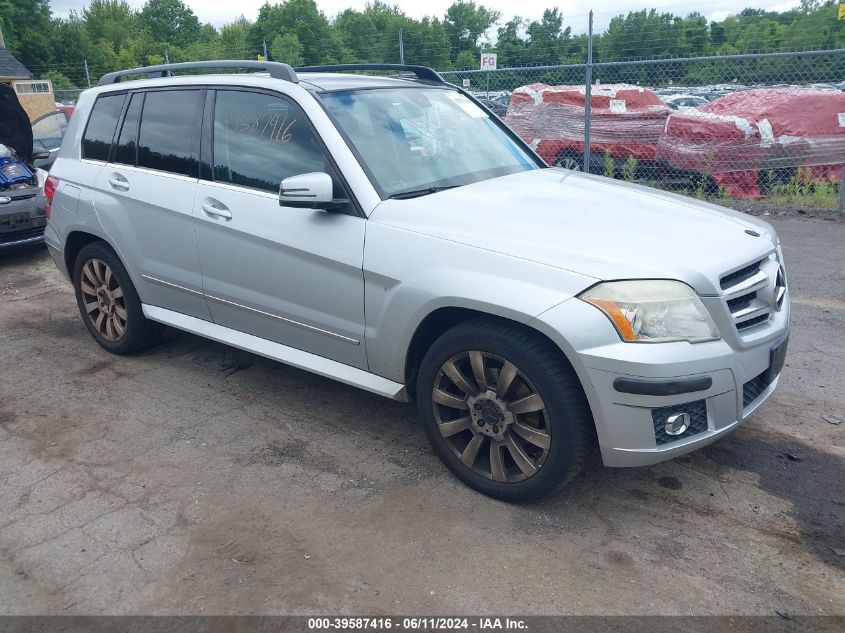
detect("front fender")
[363,222,596,382]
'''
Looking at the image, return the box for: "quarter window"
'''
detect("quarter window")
[212,90,327,193]
[138,90,202,177]
[82,94,125,161]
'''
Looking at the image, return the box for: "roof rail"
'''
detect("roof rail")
[294,64,444,83]
[97,60,299,86]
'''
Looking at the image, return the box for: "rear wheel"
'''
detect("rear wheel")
[416,318,593,501]
[73,241,163,354]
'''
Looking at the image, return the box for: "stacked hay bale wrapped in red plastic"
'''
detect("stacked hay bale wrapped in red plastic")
[505,83,672,170]
[657,88,845,198]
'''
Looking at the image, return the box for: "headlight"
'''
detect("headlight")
[579,280,720,343]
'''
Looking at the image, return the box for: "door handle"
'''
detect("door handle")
[108,173,129,191]
[201,199,232,220]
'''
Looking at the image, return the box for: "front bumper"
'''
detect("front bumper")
[0,188,47,249]
[532,294,789,467]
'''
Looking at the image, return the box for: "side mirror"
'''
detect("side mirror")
[0,196,11,205]
[279,172,348,211]
[33,149,51,161]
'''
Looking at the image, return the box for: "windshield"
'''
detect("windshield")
[320,88,538,198]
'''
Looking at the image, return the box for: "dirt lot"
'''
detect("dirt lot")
[0,216,843,616]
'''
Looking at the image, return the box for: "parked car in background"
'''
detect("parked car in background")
[505,83,672,172]
[475,96,507,117]
[1,143,49,249]
[662,94,709,111]
[46,61,789,501]
[33,107,73,171]
[657,87,845,197]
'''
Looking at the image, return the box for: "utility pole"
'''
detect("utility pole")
[84,59,91,88]
[583,10,594,174]
[399,29,405,65]
[164,50,170,64]
[0,23,6,49]
[263,40,268,60]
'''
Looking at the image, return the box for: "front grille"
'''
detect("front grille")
[651,400,708,446]
[737,314,770,331]
[720,261,761,290]
[719,255,782,334]
[742,371,770,409]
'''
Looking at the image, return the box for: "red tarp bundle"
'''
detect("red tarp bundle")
[505,83,672,165]
[657,88,845,198]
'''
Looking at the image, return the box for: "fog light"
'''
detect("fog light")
[665,412,690,436]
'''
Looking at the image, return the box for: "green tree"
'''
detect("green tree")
[495,17,527,67]
[271,33,304,65]
[402,17,452,68]
[444,1,500,61]
[51,15,93,74]
[525,8,571,65]
[252,0,341,65]
[138,0,202,48]
[217,17,254,59]
[335,9,381,62]
[41,70,77,90]
[82,0,135,52]
[454,49,477,70]
[0,0,54,69]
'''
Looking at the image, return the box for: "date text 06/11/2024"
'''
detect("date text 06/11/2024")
[307,617,529,630]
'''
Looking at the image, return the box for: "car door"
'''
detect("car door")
[92,88,211,321]
[32,110,69,171]
[192,88,367,369]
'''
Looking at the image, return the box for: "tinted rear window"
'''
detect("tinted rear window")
[138,90,202,177]
[82,94,125,161]
[113,93,143,166]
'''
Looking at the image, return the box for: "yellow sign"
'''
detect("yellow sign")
[839,3,845,20]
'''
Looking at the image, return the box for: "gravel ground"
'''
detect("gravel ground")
[0,216,843,616]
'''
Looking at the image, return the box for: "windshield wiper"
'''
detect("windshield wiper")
[387,185,461,200]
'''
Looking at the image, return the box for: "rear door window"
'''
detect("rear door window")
[82,94,125,161]
[137,90,203,177]
[113,93,143,166]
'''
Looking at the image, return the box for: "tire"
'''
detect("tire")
[73,241,164,354]
[553,152,583,171]
[416,317,593,501]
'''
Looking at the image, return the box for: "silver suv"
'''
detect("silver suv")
[45,61,789,500]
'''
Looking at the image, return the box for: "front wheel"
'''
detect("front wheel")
[416,318,594,501]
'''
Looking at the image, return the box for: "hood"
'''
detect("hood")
[369,169,776,295]
[0,85,33,165]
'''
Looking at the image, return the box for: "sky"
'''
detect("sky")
[47,0,803,33]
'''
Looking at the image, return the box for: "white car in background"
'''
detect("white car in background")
[662,94,709,111]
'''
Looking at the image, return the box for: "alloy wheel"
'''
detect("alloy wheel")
[556,156,581,171]
[80,258,127,342]
[432,351,551,483]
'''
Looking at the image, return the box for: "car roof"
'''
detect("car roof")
[298,72,445,91]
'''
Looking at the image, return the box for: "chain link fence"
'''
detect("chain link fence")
[40,47,845,213]
[442,48,845,213]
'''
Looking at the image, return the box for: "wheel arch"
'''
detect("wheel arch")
[403,306,586,404]
[64,230,108,277]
